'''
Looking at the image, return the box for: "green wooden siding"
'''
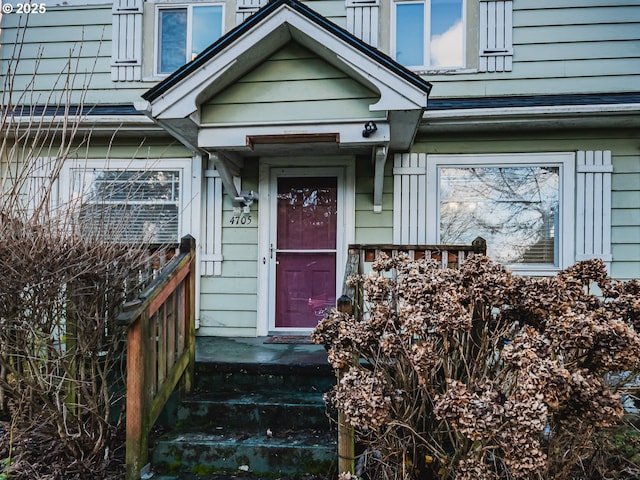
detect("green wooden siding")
[426,1,640,98]
[354,157,393,244]
[200,43,382,124]
[2,1,639,102]
[0,4,158,105]
[198,159,259,336]
[611,153,640,280]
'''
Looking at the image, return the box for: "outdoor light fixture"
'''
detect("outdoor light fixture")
[233,190,258,218]
[362,121,378,138]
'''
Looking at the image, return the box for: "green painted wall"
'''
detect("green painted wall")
[198,159,260,337]
[424,1,640,98]
[0,4,156,105]
[200,43,382,124]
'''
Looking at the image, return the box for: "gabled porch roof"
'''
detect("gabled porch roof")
[136,0,432,210]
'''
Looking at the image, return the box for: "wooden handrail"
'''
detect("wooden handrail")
[336,238,487,475]
[118,235,196,480]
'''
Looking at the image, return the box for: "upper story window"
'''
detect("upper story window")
[392,0,464,70]
[156,3,224,75]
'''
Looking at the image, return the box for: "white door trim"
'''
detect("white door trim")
[257,157,355,336]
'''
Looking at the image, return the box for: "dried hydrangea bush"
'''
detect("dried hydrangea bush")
[312,254,640,480]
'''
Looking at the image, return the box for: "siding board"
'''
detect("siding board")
[612,209,640,226]
[612,173,640,190]
[509,58,639,78]
[610,262,640,281]
[241,58,348,82]
[612,244,640,261]
[516,23,640,45]
[612,191,640,207]
[518,0,640,8]
[200,294,257,311]
[206,78,377,105]
[615,157,640,173]
[516,41,640,62]
[200,277,257,295]
[202,99,381,124]
[196,326,257,337]
[514,6,640,27]
[612,226,640,239]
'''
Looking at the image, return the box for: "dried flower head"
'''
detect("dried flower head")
[332,366,392,431]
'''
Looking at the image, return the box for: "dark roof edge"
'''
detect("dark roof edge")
[4,104,142,117]
[6,93,640,118]
[142,0,432,102]
[427,92,640,110]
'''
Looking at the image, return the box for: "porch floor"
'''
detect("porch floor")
[195,336,330,370]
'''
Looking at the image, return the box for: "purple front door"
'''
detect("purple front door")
[275,177,337,329]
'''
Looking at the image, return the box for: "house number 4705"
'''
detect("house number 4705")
[229,215,252,225]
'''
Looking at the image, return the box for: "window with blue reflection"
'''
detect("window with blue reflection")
[159,9,187,74]
[157,4,223,75]
[192,6,223,60]
[430,0,463,67]
[395,3,424,67]
[394,0,464,69]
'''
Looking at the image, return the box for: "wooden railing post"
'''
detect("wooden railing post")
[181,235,196,395]
[125,308,150,480]
[336,247,361,476]
[336,296,356,476]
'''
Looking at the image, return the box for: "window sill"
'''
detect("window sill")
[143,74,170,82]
[506,265,564,277]
[410,67,478,75]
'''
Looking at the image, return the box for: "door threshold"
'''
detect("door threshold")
[264,334,314,344]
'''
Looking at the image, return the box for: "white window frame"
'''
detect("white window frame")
[58,159,193,245]
[426,153,576,276]
[154,2,225,76]
[391,0,466,71]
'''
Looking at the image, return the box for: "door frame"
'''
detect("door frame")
[257,157,355,336]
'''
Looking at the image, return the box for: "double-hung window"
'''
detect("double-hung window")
[392,0,465,70]
[426,153,575,274]
[156,3,224,75]
[62,160,192,245]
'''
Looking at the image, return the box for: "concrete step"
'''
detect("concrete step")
[151,430,337,477]
[195,363,335,395]
[151,338,337,478]
[175,391,332,432]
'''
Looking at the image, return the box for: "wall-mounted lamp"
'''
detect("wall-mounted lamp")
[233,190,258,218]
[362,121,378,138]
